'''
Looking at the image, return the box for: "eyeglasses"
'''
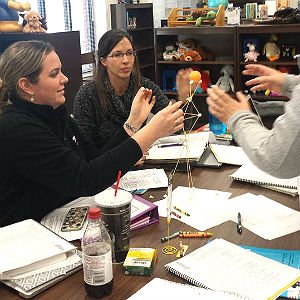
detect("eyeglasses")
[106,50,136,60]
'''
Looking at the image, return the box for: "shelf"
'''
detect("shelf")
[251,95,289,102]
[158,60,235,65]
[240,61,298,66]
[135,46,154,52]
[127,27,153,32]
[238,24,300,34]
[140,64,154,69]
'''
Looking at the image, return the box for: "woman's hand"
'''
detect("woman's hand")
[127,87,156,131]
[131,101,184,153]
[206,86,250,123]
[243,64,285,94]
[176,68,200,102]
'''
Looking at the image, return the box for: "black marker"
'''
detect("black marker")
[237,212,242,234]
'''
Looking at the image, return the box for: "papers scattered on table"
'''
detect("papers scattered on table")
[228,193,300,240]
[127,277,242,300]
[119,168,168,191]
[154,186,232,231]
[209,144,251,166]
[146,132,209,162]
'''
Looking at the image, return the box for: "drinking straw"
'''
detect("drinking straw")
[114,170,122,197]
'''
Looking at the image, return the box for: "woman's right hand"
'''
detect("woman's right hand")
[132,101,184,154]
[242,64,285,94]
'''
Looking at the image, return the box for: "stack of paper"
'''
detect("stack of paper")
[0,219,82,298]
[145,132,209,163]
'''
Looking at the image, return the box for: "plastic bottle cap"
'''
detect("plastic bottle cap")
[88,207,101,220]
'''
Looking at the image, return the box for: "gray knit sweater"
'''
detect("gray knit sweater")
[73,75,169,149]
[228,74,300,179]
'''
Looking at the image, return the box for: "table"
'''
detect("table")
[1,165,299,299]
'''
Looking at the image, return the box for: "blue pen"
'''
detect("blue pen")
[157,143,183,148]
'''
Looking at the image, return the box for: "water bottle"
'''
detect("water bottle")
[82,207,113,298]
[209,112,227,135]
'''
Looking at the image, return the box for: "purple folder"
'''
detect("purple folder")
[130,194,159,231]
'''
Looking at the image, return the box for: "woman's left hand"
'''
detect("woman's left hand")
[206,86,250,123]
[127,87,156,130]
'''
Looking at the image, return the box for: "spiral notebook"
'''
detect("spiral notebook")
[230,162,298,190]
[165,238,300,300]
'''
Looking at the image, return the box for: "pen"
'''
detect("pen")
[157,143,183,148]
[161,231,180,243]
[179,231,213,238]
[171,211,181,219]
[173,206,190,216]
[237,212,242,234]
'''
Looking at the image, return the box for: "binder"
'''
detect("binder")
[130,194,159,231]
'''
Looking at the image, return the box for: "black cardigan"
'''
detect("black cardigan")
[0,96,142,226]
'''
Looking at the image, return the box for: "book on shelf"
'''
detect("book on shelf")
[241,245,300,299]
[230,162,298,189]
[165,238,300,300]
[0,219,82,298]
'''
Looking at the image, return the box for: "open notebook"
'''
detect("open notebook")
[165,238,300,300]
[230,162,298,190]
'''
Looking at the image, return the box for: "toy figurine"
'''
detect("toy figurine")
[22,11,46,33]
[244,43,260,62]
[215,65,234,93]
[263,34,280,62]
[0,0,30,32]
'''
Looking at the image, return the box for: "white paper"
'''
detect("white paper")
[210,144,251,166]
[154,186,232,231]
[228,193,300,240]
[119,168,168,191]
[146,132,209,161]
[127,277,241,300]
[165,239,300,300]
[0,220,75,275]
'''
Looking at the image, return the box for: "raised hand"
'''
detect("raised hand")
[242,64,285,94]
[127,87,156,131]
[206,86,250,123]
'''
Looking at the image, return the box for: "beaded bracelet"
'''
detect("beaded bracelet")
[124,122,138,133]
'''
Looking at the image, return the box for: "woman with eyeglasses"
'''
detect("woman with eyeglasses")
[0,40,184,226]
[73,29,191,151]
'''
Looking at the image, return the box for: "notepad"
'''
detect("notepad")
[230,162,298,189]
[165,238,300,300]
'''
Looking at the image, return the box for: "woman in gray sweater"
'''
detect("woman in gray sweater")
[206,64,300,179]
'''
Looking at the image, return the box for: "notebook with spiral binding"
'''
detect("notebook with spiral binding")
[165,238,300,300]
[230,162,298,189]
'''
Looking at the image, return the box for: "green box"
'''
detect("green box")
[123,248,157,276]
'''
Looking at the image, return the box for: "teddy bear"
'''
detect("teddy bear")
[0,0,30,32]
[173,39,196,61]
[244,43,260,62]
[23,11,46,33]
[179,50,202,62]
[163,45,177,61]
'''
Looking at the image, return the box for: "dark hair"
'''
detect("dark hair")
[0,40,54,106]
[94,29,141,112]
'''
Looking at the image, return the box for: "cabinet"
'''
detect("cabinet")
[237,24,300,101]
[155,24,300,127]
[155,26,237,127]
[0,31,82,113]
[110,3,155,81]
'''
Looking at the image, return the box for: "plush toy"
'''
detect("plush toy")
[173,39,196,61]
[0,0,30,32]
[244,43,260,62]
[215,65,234,93]
[281,44,296,59]
[195,11,216,26]
[180,50,202,62]
[196,44,214,61]
[163,45,177,61]
[22,11,46,33]
[263,34,280,62]
[195,69,212,93]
